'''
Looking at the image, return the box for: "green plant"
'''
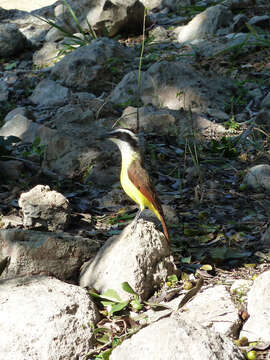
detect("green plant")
[22,136,46,162]
[208,136,239,158]
[89,282,143,316]
[34,0,96,57]
[224,117,240,131]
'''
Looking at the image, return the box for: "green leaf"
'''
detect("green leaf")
[121,282,137,295]
[181,256,192,264]
[167,274,178,283]
[102,289,122,302]
[108,301,129,315]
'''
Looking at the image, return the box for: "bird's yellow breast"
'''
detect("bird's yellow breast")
[120,157,160,220]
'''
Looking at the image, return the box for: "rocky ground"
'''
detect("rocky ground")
[0,0,270,359]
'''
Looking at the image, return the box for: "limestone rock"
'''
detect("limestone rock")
[0,228,99,281]
[80,219,177,300]
[0,114,40,143]
[0,160,24,180]
[110,314,245,360]
[244,164,270,191]
[110,62,235,112]
[30,79,69,107]
[19,185,70,231]
[180,285,239,336]
[0,79,9,102]
[121,106,177,134]
[51,37,135,91]
[178,5,232,43]
[0,23,28,58]
[46,0,145,39]
[33,41,60,67]
[241,270,270,341]
[0,276,99,360]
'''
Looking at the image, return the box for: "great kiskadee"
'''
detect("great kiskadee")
[103,128,169,243]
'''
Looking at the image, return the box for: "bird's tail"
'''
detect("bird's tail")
[160,215,170,243]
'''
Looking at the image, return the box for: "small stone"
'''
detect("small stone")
[18,185,70,231]
[244,164,270,191]
[0,80,9,102]
[30,79,69,107]
[261,92,270,109]
[0,160,24,180]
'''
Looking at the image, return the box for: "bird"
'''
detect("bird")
[103,128,169,243]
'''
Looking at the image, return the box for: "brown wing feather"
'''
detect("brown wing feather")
[128,159,169,243]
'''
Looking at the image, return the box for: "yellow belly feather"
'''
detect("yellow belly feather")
[120,160,161,221]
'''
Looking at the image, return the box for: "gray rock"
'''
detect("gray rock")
[222,0,253,10]
[178,5,232,43]
[0,160,24,180]
[109,70,143,106]
[0,23,28,58]
[180,285,239,336]
[248,15,270,29]
[244,164,270,191]
[121,106,177,134]
[248,88,262,101]
[110,314,245,360]
[33,42,60,68]
[207,108,230,122]
[149,26,168,42]
[110,62,235,112]
[232,14,248,32]
[261,226,270,248]
[0,80,9,102]
[141,0,163,9]
[46,0,145,39]
[0,114,40,143]
[4,106,35,123]
[54,104,94,136]
[0,276,99,360]
[80,219,177,300]
[18,185,70,231]
[142,61,234,111]
[255,110,270,130]
[30,79,69,107]
[42,131,101,177]
[241,270,270,341]
[0,228,99,280]
[51,37,134,91]
[261,92,270,108]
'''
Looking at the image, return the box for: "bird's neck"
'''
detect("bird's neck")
[113,139,141,170]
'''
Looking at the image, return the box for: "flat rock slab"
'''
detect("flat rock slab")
[110,314,245,360]
[0,228,99,281]
[241,270,270,341]
[180,285,239,336]
[1,0,57,11]
[0,276,99,360]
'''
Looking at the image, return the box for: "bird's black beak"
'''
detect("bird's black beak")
[96,131,111,140]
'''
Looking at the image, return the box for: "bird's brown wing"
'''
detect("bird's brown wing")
[128,159,169,242]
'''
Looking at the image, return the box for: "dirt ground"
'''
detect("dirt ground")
[0,0,57,11]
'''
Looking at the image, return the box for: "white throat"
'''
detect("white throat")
[111,138,140,167]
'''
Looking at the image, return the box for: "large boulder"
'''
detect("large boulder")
[0,276,99,360]
[0,23,28,58]
[0,228,99,281]
[46,0,146,39]
[80,219,177,300]
[110,314,245,360]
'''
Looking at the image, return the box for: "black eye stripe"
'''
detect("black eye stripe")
[110,130,138,149]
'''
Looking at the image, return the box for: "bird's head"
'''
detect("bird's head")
[102,128,139,154]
